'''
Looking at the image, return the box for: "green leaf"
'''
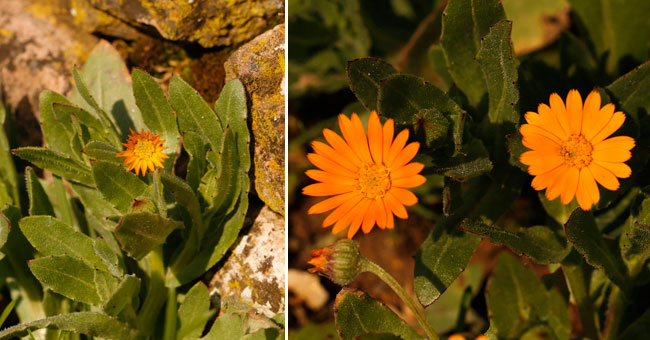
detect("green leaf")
[476,20,519,128]
[412,108,450,149]
[462,218,570,264]
[132,69,179,170]
[414,216,482,306]
[12,147,94,186]
[607,61,650,123]
[539,192,579,225]
[69,41,143,140]
[115,212,183,260]
[334,288,424,340]
[103,275,140,316]
[378,74,467,151]
[178,282,214,340]
[93,238,124,278]
[25,167,55,217]
[39,91,81,159]
[29,255,101,305]
[440,0,505,106]
[506,133,527,171]
[486,252,569,339]
[0,212,8,256]
[201,129,241,217]
[183,132,207,191]
[564,209,630,291]
[92,160,148,212]
[94,269,119,302]
[347,58,398,111]
[214,79,251,171]
[0,312,141,340]
[69,182,120,221]
[160,172,202,235]
[19,216,107,271]
[569,0,649,74]
[434,138,493,181]
[428,45,453,88]
[82,140,121,163]
[202,313,244,339]
[169,76,223,153]
[621,221,650,278]
[53,103,114,145]
[0,102,18,207]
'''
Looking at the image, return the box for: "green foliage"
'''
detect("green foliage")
[0,42,278,339]
[291,0,650,338]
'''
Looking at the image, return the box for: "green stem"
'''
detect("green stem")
[561,251,599,340]
[137,246,167,337]
[361,258,439,340]
[162,287,178,340]
[603,286,624,340]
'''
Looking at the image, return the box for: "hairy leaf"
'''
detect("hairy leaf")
[39,91,80,159]
[29,255,102,305]
[13,147,94,186]
[607,61,650,123]
[0,312,141,339]
[103,275,140,316]
[347,57,397,111]
[92,160,148,212]
[178,282,213,339]
[83,140,121,163]
[25,167,55,217]
[115,212,183,260]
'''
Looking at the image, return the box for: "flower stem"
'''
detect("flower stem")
[162,286,178,340]
[561,251,599,339]
[603,286,624,340]
[361,258,439,340]
[137,246,167,337]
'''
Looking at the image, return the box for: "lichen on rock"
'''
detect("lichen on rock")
[210,206,285,318]
[225,23,285,215]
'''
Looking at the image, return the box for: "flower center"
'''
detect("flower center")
[133,139,155,159]
[561,134,593,168]
[357,164,391,199]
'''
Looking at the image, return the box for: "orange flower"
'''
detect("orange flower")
[116,128,170,176]
[303,111,426,238]
[520,90,635,210]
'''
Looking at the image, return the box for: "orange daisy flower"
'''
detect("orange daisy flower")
[116,128,170,176]
[303,111,426,238]
[520,90,635,210]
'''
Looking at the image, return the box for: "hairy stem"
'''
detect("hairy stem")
[561,251,599,340]
[137,246,167,337]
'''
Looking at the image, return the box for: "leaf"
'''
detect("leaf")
[440,0,505,106]
[564,209,630,291]
[12,147,94,186]
[69,41,143,140]
[414,215,482,306]
[378,74,467,151]
[0,102,18,207]
[39,91,80,159]
[201,313,244,340]
[169,76,223,153]
[569,0,649,74]
[347,58,398,111]
[201,129,241,217]
[214,79,251,170]
[486,252,568,339]
[412,109,450,149]
[434,138,493,181]
[621,222,650,278]
[183,132,207,191]
[539,192,579,225]
[19,216,107,271]
[69,182,120,221]
[606,61,650,123]
[178,282,213,340]
[506,133,527,171]
[25,167,55,217]
[0,312,141,340]
[132,69,179,170]
[0,212,8,256]
[29,255,101,305]
[82,140,121,163]
[92,160,148,212]
[334,288,424,340]
[93,238,124,278]
[103,275,140,316]
[462,218,570,264]
[115,212,183,260]
[94,270,119,303]
[476,20,519,128]
[428,45,453,88]
[53,103,114,145]
[160,172,202,235]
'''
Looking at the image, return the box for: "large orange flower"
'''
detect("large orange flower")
[303,111,426,238]
[520,90,635,210]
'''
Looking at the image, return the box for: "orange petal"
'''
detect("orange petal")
[388,142,419,169]
[302,183,354,197]
[361,201,377,234]
[392,175,426,188]
[566,90,583,135]
[385,129,409,166]
[588,162,620,190]
[590,112,626,145]
[350,113,374,164]
[560,167,580,204]
[389,187,418,206]
[537,103,568,140]
[594,136,635,151]
[348,199,372,238]
[331,208,356,235]
[521,152,564,175]
[322,193,364,227]
[368,111,383,164]
[521,131,561,154]
[305,169,357,186]
[308,192,356,215]
[531,164,565,190]
[384,192,407,219]
[583,168,600,207]
[375,199,386,229]
[592,148,631,163]
[595,161,631,178]
[392,162,424,180]
[583,103,615,141]
[520,124,561,144]
[307,153,356,178]
[382,119,395,164]
[549,93,571,135]
[384,200,395,229]
[323,128,363,167]
[311,141,358,172]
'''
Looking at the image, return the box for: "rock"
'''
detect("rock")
[287,269,329,311]
[86,0,285,48]
[210,206,285,318]
[0,0,97,147]
[225,23,285,216]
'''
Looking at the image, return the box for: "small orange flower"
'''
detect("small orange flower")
[303,111,425,238]
[448,335,466,340]
[116,128,169,176]
[520,90,635,210]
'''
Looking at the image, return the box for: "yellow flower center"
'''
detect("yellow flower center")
[561,134,593,168]
[357,164,391,199]
[133,139,156,159]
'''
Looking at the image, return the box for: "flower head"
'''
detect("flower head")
[308,239,362,285]
[116,128,170,176]
[303,111,426,238]
[520,90,635,210]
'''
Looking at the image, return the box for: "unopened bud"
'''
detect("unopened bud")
[308,239,362,286]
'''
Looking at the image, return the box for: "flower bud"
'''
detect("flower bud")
[308,239,362,286]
